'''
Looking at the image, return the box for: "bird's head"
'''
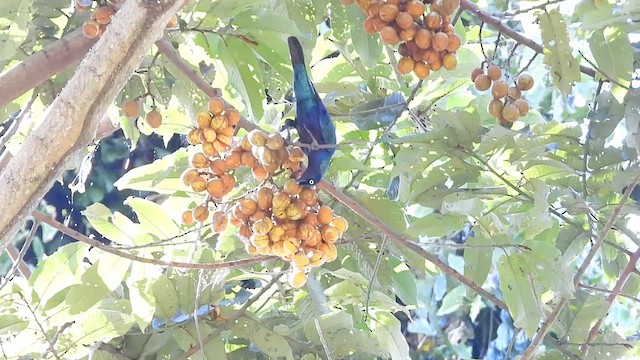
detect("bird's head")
[297,149,333,187]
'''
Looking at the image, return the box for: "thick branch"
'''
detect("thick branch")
[459,0,596,78]
[0,0,184,253]
[0,29,97,109]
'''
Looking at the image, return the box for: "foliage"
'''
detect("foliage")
[1,0,640,359]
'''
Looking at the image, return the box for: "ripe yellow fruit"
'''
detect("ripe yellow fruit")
[397,57,415,75]
[431,32,449,52]
[491,80,509,99]
[283,237,301,255]
[225,108,241,126]
[502,103,520,122]
[210,115,228,132]
[253,218,274,236]
[413,61,430,79]
[474,74,491,91]
[206,178,224,199]
[322,226,340,243]
[187,129,200,145]
[299,187,319,207]
[395,12,414,29]
[471,68,484,82]
[425,12,442,30]
[196,112,211,128]
[272,192,291,210]
[487,98,504,118]
[181,209,194,225]
[257,187,274,211]
[331,216,349,234]
[122,100,140,118]
[192,205,209,222]
[442,0,461,15]
[303,213,319,227]
[508,86,522,100]
[319,242,338,262]
[446,34,461,52]
[266,133,285,151]
[514,98,530,116]
[517,73,534,91]
[283,179,302,196]
[442,53,457,70]
[211,211,227,233]
[239,198,258,216]
[220,173,236,194]
[292,253,311,270]
[181,168,200,187]
[269,225,286,243]
[209,158,226,176]
[208,96,226,115]
[248,130,267,147]
[190,175,206,192]
[380,26,400,45]
[317,206,334,226]
[288,271,307,288]
[406,0,426,18]
[202,142,218,157]
[415,29,432,49]
[201,127,217,143]
[223,151,241,169]
[379,3,399,22]
[250,234,270,248]
[487,65,502,81]
[285,203,303,221]
[190,152,209,169]
[146,110,162,128]
[252,166,269,181]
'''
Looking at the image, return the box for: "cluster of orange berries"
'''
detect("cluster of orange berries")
[471,65,534,127]
[180,98,348,288]
[77,0,181,40]
[120,100,165,128]
[342,0,462,79]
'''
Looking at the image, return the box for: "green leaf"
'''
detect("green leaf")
[234,9,302,36]
[83,203,138,245]
[538,9,580,96]
[29,242,88,306]
[437,286,466,316]
[371,311,410,360]
[346,5,381,69]
[497,254,541,337]
[65,263,112,314]
[589,26,633,103]
[114,148,188,194]
[127,262,160,330]
[97,251,132,291]
[0,0,31,61]
[463,229,492,291]
[215,36,265,121]
[124,197,181,239]
[152,274,179,320]
[329,0,350,41]
[0,315,28,335]
[231,316,294,360]
[355,191,406,234]
[406,213,467,238]
[566,294,609,343]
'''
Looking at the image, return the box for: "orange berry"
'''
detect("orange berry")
[266,133,285,151]
[190,176,206,192]
[317,206,333,226]
[166,15,178,29]
[442,0,461,15]
[474,74,491,91]
[82,20,101,39]
[406,0,426,18]
[446,34,461,52]
[372,17,388,32]
[514,99,530,116]
[397,57,415,75]
[206,178,225,199]
[202,142,218,157]
[471,67,484,82]
[380,26,400,45]
[429,56,443,71]
[425,12,442,30]
[257,187,274,211]
[517,74,534,91]
[322,226,340,243]
[210,115,228,132]
[415,28,432,49]
[413,61,430,79]
[220,173,235,194]
[239,198,258,216]
[146,109,162,128]
[252,166,269,181]
[491,80,509,98]
[92,5,116,25]
[363,17,377,34]
[211,211,227,233]
[187,129,200,145]
[502,103,520,122]
[379,3,399,22]
[224,152,242,169]
[225,108,241,126]
[250,234,270,248]
[400,25,418,42]
[292,253,311,270]
[181,210,195,225]
[122,100,140,118]
[181,168,200,186]
[252,218,274,236]
[487,98,504,118]
[192,205,209,222]
[442,53,457,70]
[208,97,226,115]
[248,129,267,147]
[487,65,502,81]
[190,152,209,169]
[331,216,349,234]
[395,12,414,29]
[508,86,522,100]
[272,192,291,210]
[432,32,449,52]
[288,271,307,288]
[283,179,302,196]
[299,187,319,207]
[196,112,211,128]
[202,127,217,143]
[367,2,382,17]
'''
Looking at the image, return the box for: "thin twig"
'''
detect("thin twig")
[579,283,640,304]
[521,168,640,359]
[578,51,630,90]
[178,273,283,359]
[493,0,565,17]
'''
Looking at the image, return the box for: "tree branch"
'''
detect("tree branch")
[0,0,184,253]
[459,0,597,78]
[0,28,97,109]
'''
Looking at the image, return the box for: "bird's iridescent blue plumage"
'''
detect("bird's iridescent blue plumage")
[287,36,336,186]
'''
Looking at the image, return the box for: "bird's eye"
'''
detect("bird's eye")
[309,179,315,185]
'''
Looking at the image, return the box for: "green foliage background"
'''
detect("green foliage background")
[1,0,640,359]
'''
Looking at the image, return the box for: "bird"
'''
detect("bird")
[285,36,336,187]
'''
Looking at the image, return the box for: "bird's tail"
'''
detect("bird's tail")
[288,37,305,65]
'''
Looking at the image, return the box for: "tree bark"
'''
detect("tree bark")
[0,29,97,109]
[0,0,183,252]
